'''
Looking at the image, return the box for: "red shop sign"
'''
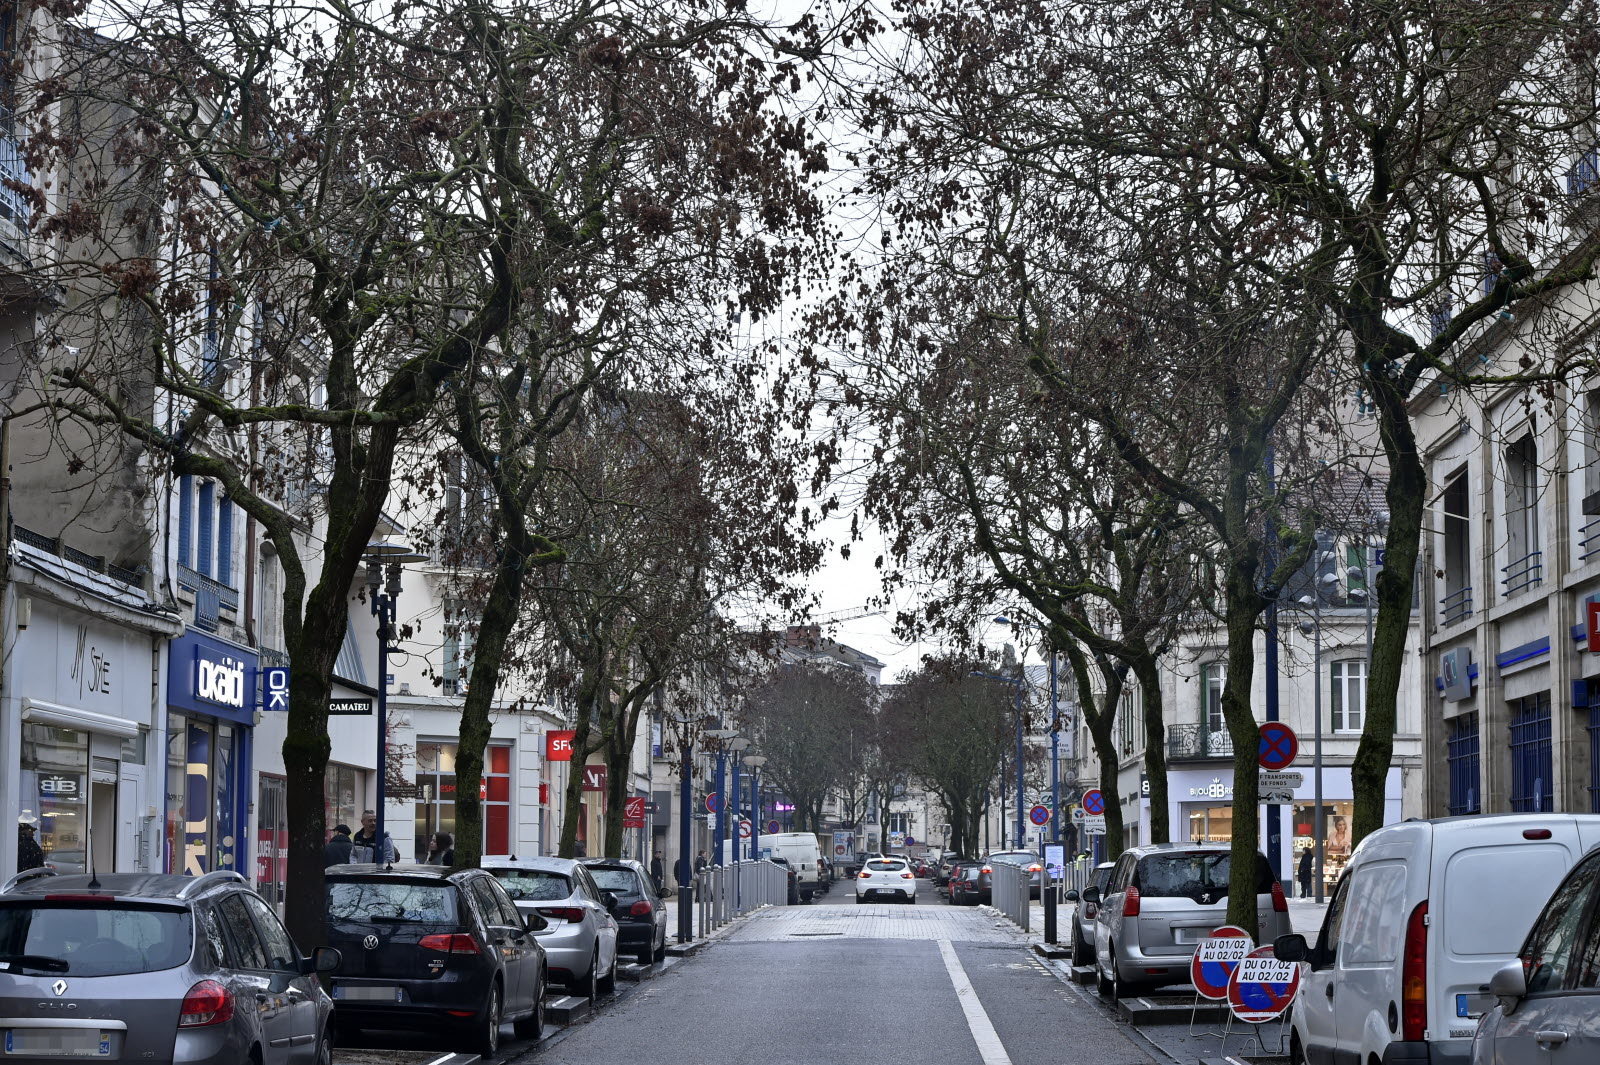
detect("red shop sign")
[546,730,576,761]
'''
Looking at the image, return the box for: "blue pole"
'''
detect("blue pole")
[751,768,761,860]
[677,735,692,942]
[1014,683,1024,850]
[1050,650,1059,844]
[713,749,726,865]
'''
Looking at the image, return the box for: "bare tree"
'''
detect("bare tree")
[744,659,876,832]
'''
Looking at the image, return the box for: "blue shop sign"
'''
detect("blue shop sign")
[169,629,258,724]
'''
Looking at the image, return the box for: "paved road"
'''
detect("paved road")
[523,882,1157,1065]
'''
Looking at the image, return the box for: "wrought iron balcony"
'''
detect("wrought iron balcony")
[1167,723,1234,762]
[178,564,239,632]
[0,108,29,237]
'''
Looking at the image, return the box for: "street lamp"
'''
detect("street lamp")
[728,736,750,860]
[1297,568,1341,904]
[998,614,1063,843]
[365,540,428,864]
[971,667,1026,849]
[743,754,768,861]
[666,709,713,942]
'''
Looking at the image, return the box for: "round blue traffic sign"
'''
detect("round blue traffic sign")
[1081,789,1105,815]
[1257,722,1299,771]
[1029,804,1051,826]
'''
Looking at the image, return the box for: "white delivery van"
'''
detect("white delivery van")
[1277,813,1600,1065]
[763,833,823,901]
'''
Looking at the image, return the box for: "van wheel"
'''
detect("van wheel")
[1287,1032,1305,1065]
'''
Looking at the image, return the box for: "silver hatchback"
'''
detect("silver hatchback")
[1085,842,1290,1000]
[483,857,618,999]
[0,868,339,1064]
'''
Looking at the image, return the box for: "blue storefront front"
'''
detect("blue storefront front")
[165,629,256,877]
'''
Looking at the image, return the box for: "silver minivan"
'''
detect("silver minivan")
[1084,842,1289,1000]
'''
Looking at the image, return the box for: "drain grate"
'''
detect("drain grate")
[788,931,846,936]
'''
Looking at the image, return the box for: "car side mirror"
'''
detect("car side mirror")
[312,946,342,974]
[1081,886,1100,904]
[1064,889,1080,902]
[1489,960,1527,1013]
[525,913,549,932]
[1273,934,1309,964]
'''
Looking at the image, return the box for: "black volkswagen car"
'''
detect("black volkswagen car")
[324,864,546,1056]
[580,859,667,965]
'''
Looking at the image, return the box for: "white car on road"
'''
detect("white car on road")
[856,856,917,904]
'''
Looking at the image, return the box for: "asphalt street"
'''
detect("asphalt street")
[522,885,1157,1065]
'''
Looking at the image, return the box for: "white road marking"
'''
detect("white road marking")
[939,939,1014,1065]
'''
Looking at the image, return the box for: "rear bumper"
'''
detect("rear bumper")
[616,922,658,950]
[332,972,494,1029]
[1382,1041,1469,1064]
[1110,941,1189,983]
[857,886,913,899]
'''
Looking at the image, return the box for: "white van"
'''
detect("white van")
[1276,814,1600,1065]
[762,833,823,901]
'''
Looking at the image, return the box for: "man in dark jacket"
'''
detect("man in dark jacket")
[1297,847,1314,897]
[16,821,44,871]
[694,850,709,874]
[650,853,665,893]
[325,825,354,867]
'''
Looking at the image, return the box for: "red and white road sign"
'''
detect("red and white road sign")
[737,819,752,840]
[1226,945,1301,1023]
[1190,926,1253,1000]
[1258,722,1299,771]
[1081,789,1106,815]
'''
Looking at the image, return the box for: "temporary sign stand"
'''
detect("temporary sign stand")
[1220,945,1301,1056]
[1187,926,1252,1033]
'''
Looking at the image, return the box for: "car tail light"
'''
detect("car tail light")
[1028,865,1042,873]
[1271,881,1287,913]
[419,934,481,955]
[537,907,589,923]
[1123,885,1141,917]
[859,872,871,879]
[178,980,234,1027]
[981,866,992,875]
[630,900,653,917]
[901,872,914,879]
[1402,900,1427,1041]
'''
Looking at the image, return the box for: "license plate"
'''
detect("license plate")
[4,1029,111,1057]
[1173,927,1208,943]
[334,984,402,1002]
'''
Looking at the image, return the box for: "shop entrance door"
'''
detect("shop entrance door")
[90,779,116,871]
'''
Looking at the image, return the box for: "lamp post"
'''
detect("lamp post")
[706,729,739,866]
[744,754,767,860]
[971,669,1026,849]
[666,710,712,943]
[365,540,428,863]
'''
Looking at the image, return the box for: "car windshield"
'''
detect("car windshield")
[587,868,640,894]
[327,881,457,922]
[489,869,572,902]
[1136,852,1273,900]
[0,902,192,976]
[866,860,905,872]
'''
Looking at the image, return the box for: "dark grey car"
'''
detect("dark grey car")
[1473,845,1600,1065]
[0,868,339,1064]
[1064,862,1115,966]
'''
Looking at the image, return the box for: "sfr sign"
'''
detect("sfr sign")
[546,730,576,761]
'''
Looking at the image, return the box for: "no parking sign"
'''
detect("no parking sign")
[1226,945,1301,1022]
[1189,925,1253,1000]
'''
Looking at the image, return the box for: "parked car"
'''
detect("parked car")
[764,833,824,901]
[1063,862,1115,966]
[482,856,619,1001]
[1084,842,1289,1000]
[986,851,1045,898]
[0,868,339,1065]
[581,858,667,967]
[1272,814,1600,1065]
[948,862,985,906]
[324,863,545,1056]
[1471,837,1600,1065]
[856,856,918,904]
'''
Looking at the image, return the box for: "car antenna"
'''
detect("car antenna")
[86,863,101,890]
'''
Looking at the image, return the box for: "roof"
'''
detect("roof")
[480,855,586,873]
[2,871,235,900]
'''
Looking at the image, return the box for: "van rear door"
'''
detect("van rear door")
[1430,818,1588,1050]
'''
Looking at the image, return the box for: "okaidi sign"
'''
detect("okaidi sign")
[545,730,576,761]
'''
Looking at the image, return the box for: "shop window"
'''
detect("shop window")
[414,740,512,860]
[19,724,89,874]
[1186,806,1232,842]
[1447,713,1481,815]
[1201,663,1226,734]
[257,775,288,910]
[1509,692,1553,812]
[323,763,366,843]
[1293,801,1355,890]
[164,716,239,876]
[1330,660,1366,734]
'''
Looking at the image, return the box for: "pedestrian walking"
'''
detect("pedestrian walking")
[16,819,43,872]
[1297,847,1314,898]
[352,810,397,864]
[324,824,354,867]
[650,852,665,893]
[424,831,455,865]
[694,850,708,874]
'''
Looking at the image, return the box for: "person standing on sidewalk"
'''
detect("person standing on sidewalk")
[1297,847,1314,897]
[650,851,665,893]
[694,850,708,874]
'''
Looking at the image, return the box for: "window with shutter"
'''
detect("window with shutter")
[197,481,215,577]
[177,476,193,568]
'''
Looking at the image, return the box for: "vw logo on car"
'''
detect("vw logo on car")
[362,935,379,950]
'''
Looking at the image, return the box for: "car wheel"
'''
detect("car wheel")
[1109,956,1137,1002]
[653,932,667,962]
[908,894,917,905]
[1095,952,1113,997]
[573,952,597,1001]
[855,894,865,904]
[469,981,501,1057]
[637,945,654,966]
[1070,923,1092,966]
[598,953,617,996]
[513,972,545,1041]
[315,1026,333,1065]
[1288,1032,1305,1065]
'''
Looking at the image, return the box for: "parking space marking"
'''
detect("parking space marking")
[939,939,1014,1065]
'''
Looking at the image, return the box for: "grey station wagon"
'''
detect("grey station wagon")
[0,868,339,1065]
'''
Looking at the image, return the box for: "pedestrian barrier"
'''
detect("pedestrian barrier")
[989,861,1030,932]
[694,858,789,935]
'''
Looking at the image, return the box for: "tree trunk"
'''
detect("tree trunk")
[601,726,631,858]
[559,680,603,858]
[1351,366,1425,845]
[451,547,529,870]
[1132,653,1170,845]
[1221,563,1265,931]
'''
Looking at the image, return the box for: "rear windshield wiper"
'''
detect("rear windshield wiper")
[0,954,70,973]
[365,914,421,923]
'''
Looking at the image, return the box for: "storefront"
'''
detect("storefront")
[1,593,173,883]
[413,739,514,858]
[164,629,256,877]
